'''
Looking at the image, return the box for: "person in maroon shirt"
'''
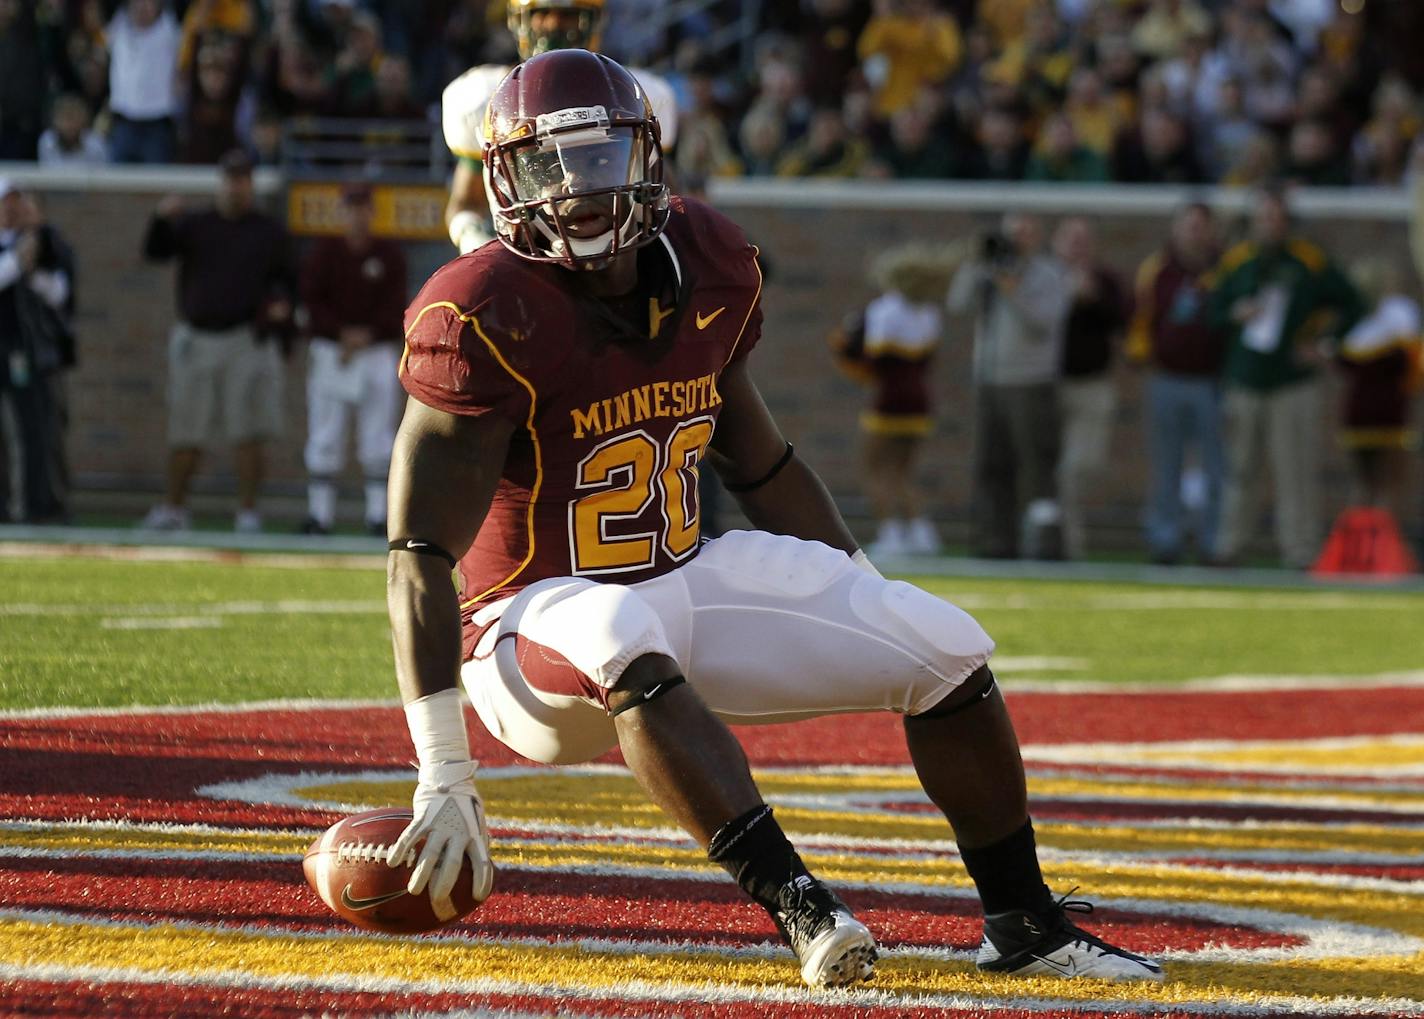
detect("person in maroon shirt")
[383,50,1163,993]
[298,182,407,534]
[1126,202,1225,564]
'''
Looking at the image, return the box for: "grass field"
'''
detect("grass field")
[4,553,1424,708]
[2,547,1422,1018]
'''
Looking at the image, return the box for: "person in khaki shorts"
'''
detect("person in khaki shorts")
[139,149,295,532]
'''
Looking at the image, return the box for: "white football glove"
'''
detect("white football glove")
[387,760,495,920]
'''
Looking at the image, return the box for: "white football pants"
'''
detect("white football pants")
[461,529,995,765]
[303,339,402,521]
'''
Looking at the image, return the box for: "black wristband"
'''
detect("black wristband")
[723,442,795,494]
[388,538,458,569]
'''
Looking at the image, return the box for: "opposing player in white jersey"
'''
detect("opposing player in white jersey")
[441,0,679,254]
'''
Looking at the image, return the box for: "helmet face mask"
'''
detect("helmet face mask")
[483,53,670,270]
[508,0,604,59]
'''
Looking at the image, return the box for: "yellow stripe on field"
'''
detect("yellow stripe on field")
[1148,740,1424,769]
[1024,776,1424,809]
[0,917,1420,1008]
[0,827,310,856]
[311,768,1424,814]
[1032,821,1424,856]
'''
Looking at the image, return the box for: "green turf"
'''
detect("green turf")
[2,556,1423,709]
[0,558,393,709]
[908,574,1424,684]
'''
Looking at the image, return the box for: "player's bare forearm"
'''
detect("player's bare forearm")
[388,555,466,704]
[727,457,858,555]
[386,397,514,704]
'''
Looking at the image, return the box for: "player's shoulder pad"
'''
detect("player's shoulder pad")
[668,195,758,277]
[629,66,679,148]
[442,64,511,158]
[405,246,540,340]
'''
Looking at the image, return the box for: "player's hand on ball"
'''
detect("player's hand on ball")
[388,760,494,920]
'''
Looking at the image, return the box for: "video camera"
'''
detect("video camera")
[980,231,1018,268]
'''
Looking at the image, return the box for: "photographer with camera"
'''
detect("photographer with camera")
[948,212,1073,559]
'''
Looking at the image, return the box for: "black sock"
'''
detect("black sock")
[707,805,811,911]
[958,819,1055,917]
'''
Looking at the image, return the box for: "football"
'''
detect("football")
[303,807,483,934]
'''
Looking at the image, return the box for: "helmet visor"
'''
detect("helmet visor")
[509,126,641,202]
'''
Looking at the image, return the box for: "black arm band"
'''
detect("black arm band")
[723,442,795,494]
[388,538,458,569]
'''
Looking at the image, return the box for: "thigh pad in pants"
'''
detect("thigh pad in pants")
[646,530,995,724]
[460,577,675,765]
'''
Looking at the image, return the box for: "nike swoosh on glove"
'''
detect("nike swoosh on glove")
[386,760,495,920]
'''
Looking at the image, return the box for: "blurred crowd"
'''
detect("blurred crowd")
[4,0,1424,188]
[833,184,1423,569]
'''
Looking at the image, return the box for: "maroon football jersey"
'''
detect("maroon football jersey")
[400,196,763,646]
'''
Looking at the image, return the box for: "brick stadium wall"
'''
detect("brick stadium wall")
[16,169,1422,549]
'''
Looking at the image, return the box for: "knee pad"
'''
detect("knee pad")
[908,665,997,720]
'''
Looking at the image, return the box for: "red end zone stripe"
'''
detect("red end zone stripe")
[4,686,1421,829]
[2,979,1278,1019]
[0,856,1300,954]
[3,684,1422,767]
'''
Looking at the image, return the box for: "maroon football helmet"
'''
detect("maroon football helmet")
[483,50,669,269]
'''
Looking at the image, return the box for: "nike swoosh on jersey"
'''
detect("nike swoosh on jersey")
[695,307,726,329]
[340,885,408,911]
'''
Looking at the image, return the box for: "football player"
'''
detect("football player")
[441,0,679,255]
[386,50,1165,990]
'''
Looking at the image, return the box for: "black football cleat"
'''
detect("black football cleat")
[977,891,1165,983]
[771,875,878,988]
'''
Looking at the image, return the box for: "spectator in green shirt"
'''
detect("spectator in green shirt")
[1207,183,1365,568]
[1025,113,1110,184]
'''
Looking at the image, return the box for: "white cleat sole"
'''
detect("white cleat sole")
[800,921,878,988]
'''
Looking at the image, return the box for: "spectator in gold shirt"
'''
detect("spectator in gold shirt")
[857,0,962,119]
